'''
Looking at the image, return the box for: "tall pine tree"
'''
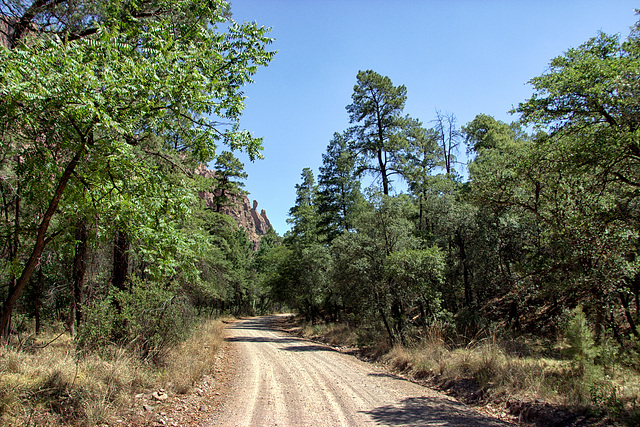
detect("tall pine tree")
[317,132,362,243]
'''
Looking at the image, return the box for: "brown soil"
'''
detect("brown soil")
[118,327,241,427]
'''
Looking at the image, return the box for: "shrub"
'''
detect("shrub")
[76,296,117,351]
[114,279,196,362]
[563,306,597,369]
[78,279,196,362]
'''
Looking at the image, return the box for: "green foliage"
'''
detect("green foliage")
[114,279,194,361]
[78,279,195,361]
[346,70,409,195]
[331,194,419,343]
[564,307,597,367]
[194,208,264,316]
[385,247,446,318]
[0,0,276,342]
[462,114,523,155]
[400,120,442,229]
[212,151,248,212]
[266,241,332,320]
[261,21,640,422]
[317,132,363,242]
[287,168,320,244]
[588,376,624,418]
[77,297,117,351]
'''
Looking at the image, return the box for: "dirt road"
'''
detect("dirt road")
[206,315,511,427]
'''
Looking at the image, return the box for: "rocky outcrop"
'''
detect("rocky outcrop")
[195,164,272,250]
[1,17,14,48]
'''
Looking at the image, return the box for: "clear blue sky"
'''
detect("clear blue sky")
[220,0,639,235]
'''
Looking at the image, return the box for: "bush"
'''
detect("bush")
[455,307,486,338]
[78,279,196,362]
[114,279,195,362]
[563,306,597,369]
[77,296,117,351]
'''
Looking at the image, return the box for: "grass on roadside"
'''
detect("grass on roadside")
[297,318,640,425]
[300,321,359,348]
[0,318,226,426]
[384,341,640,423]
[164,317,226,394]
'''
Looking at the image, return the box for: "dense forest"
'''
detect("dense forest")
[0,0,278,357]
[273,24,640,357]
[1,0,639,358]
[2,1,640,423]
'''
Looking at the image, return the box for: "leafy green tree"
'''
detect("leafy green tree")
[514,24,640,338]
[195,207,258,316]
[399,118,442,235]
[252,228,283,313]
[317,132,363,243]
[265,240,333,321]
[346,70,408,195]
[332,193,418,344]
[467,110,640,338]
[278,168,335,319]
[0,0,274,337]
[385,246,446,324]
[462,114,524,155]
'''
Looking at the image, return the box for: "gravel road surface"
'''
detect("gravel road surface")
[207,315,511,427]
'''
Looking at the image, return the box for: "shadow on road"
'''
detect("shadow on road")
[368,372,406,381]
[281,344,336,353]
[225,335,300,344]
[362,396,509,426]
[228,317,276,330]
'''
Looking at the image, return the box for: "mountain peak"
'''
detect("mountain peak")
[196,165,272,249]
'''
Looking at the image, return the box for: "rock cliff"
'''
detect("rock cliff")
[195,164,272,249]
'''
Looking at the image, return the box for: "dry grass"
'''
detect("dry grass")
[298,319,640,423]
[391,341,567,400]
[0,318,226,426]
[163,318,225,394]
[382,334,640,424]
[300,321,360,348]
[0,332,152,426]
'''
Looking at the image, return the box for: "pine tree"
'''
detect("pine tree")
[317,132,362,243]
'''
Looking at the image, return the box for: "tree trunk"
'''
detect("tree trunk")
[70,219,87,336]
[379,304,395,346]
[35,267,43,335]
[113,228,130,293]
[620,291,639,338]
[375,290,395,345]
[378,148,389,196]
[418,192,425,233]
[0,148,84,340]
[632,271,640,324]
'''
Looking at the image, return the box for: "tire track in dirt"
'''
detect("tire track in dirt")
[206,315,512,427]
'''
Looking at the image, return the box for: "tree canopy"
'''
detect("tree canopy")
[0,0,274,337]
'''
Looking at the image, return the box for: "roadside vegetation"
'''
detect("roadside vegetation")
[0,318,225,426]
[0,1,274,425]
[2,1,640,426]
[274,15,640,426]
[295,312,640,425]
